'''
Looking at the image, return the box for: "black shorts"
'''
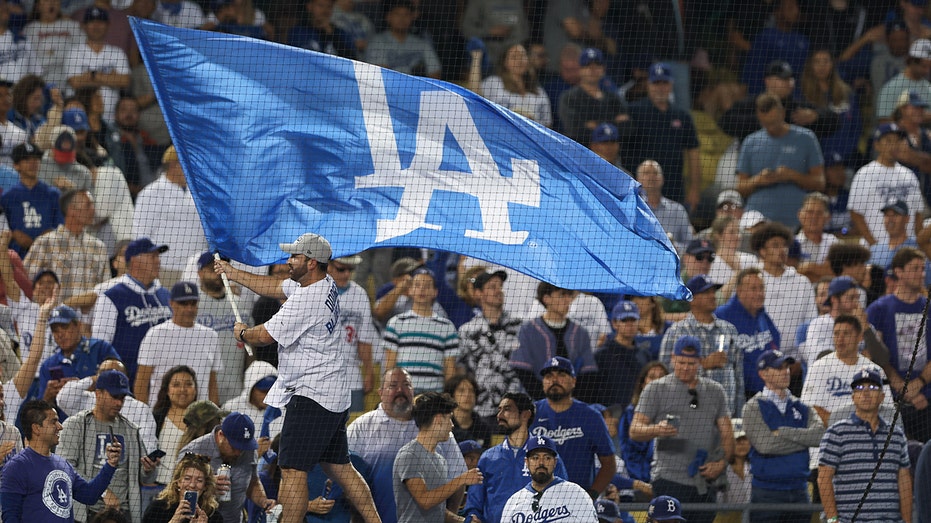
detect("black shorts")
[278,395,350,471]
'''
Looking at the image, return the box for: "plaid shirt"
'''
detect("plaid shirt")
[24,225,108,300]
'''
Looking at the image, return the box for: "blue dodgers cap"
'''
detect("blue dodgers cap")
[596,499,621,522]
[96,369,131,397]
[765,60,793,79]
[591,122,619,143]
[197,251,215,270]
[221,412,258,451]
[525,434,558,456]
[170,281,199,302]
[881,197,909,216]
[83,5,109,22]
[648,495,686,521]
[685,239,715,256]
[756,349,796,370]
[610,300,640,321]
[253,375,277,392]
[825,275,858,306]
[648,62,673,83]
[32,269,59,285]
[458,440,483,456]
[48,305,79,326]
[579,47,604,66]
[906,90,929,108]
[125,237,169,262]
[672,335,702,357]
[62,108,90,131]
[539,356,575,378]
[873,122,907,141]
[851,367,883,388]
[686,274,722,295]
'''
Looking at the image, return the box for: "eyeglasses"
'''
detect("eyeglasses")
[853,384,882,392]
[688,389,698,409]
[531,490,544,513]
[331,265,353,273]
[181,452,211,465]
[719,203,742,212]
[694,253,716,263]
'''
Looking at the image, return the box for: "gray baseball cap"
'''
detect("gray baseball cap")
[279,233,332,263]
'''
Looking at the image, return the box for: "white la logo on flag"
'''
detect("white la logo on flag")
[353,62,541,245]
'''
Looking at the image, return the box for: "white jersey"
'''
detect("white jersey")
[847,160,923,246]
[336,281,376,390]
[500,478,598,523]
[264,276,349,412]
[800,353,895,469]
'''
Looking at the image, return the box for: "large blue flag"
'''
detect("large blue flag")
[130,19,688,299]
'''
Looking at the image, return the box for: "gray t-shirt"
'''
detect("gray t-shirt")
[57,413,134,515]
[393,440,448,523]
[636,374,727,485]
[178,428,257,523]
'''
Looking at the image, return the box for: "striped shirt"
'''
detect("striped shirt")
[819,413,910,523]
[383,310,459,392]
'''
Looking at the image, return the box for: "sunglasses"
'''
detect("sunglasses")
[688,389,698,409]
[331,265,353,273]
[853,384,881,392]
[181,452,211,465]
[532,490,544,513]
[694,253,716,263]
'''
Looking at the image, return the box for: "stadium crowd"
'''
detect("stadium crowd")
[0,0,929,522]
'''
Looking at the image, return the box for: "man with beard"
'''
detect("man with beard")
[347,368,467,523]
[529,356,615,496]
[463,392,568,523]
[499,435,598,522]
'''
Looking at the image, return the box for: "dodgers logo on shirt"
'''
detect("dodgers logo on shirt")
[530,426,584,445]
[42,469,72,518]
[509,504,571,523]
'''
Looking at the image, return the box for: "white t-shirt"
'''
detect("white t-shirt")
[22,19,83,87]
[132,176,208,272]
[847,161,923,247]
[799,313,836,366]
[795,231,839,265]
[500,480,598,523]
[264,276,350,413]
[761,266,816,356]
[480,75,553,127]
[709,252,760,286]
[336,281,377,390]
[152,1,205,29]
[137,320,221,405]
[63,42,130,123]
[0,31,41,85]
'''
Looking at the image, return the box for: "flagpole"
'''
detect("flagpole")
[213,253,254,357]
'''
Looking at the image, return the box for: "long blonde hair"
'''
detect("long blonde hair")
[156,453,220,515]
[800,49,851,108]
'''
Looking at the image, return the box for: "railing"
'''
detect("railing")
[615,502,824,523]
